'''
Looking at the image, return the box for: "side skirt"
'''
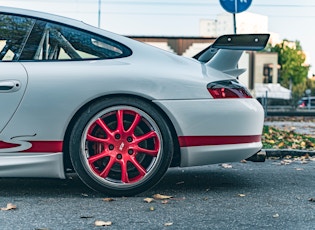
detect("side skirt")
[0,152,65,178]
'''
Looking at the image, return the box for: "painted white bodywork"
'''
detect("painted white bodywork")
[0,7,264,178]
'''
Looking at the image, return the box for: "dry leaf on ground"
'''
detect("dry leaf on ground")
[144,198,154,203]
[1,203,17,211]
[102,198,115,202]
[153,194,173,200]
[164,222,173,226]
[221,163,232,169]
[273,213,279,218]
[94,220,112,226]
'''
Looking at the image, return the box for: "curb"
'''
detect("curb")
[264,149,315,158]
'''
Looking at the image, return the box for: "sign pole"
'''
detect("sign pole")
[219,0,252,35]
[98,0,101,28]
[233,13,237,34]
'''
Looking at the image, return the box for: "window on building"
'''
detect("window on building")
[263,64,273,83]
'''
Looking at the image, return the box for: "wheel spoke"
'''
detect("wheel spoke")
[129,157,146,176]
[134,131,158,143]
[99,156,116,178]
[95,118,114,139]
[126,113,141,134]
[120,159,129,183]
[88,151,108,164]
[135,146,159,157]
[86,134,108,143]
[116,110,125,133]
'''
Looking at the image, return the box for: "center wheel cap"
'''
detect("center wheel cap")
[119,142,125,151]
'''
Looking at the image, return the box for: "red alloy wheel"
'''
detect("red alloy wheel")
[85,108,161,184]
[70,98,173,196]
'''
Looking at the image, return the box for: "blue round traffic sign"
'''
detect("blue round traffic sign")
[219,0,252,14]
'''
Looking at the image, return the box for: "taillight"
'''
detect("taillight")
[207,80,252,99]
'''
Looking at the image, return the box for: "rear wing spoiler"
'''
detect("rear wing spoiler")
[193,34,270,77]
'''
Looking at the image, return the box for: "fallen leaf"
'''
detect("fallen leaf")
[281,160,292,165]
[144,198,154,203]
[81,193,89,197]
[149,206,155,211]
[153,194,173,200]
[1,203,17,211]
[221,163,232,169]
[176,181,184,185]
[102,198,115,202]
[240,159,247,163]
[308,198,315,202]
[94,221,112,226]
[273,213,279,218]
[161,200,169,204]
[164,222,173,226]
[278,142,284,148]
[295,168,304,171]
[238,194,246,197]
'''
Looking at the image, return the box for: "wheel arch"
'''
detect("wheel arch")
[62,94,181,171]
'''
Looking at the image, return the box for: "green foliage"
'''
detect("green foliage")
[263,125,315,150]
[269,40,309,88]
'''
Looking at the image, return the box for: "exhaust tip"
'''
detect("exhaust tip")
[246,150,266,162]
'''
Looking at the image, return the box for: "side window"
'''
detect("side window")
[21,20,131,61]
[0,14,35,61]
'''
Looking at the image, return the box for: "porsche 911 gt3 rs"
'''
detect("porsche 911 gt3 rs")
[0,6,269,196]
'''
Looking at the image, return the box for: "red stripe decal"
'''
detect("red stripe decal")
[0,141,19,148]
[24,141,63,153]
[178,135,261,147]
[0,141,63,153]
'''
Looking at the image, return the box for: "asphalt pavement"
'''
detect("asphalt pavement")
[1,158,315,230]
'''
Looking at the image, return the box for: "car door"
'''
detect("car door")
[0,13,35,132]
[0,63,28,132]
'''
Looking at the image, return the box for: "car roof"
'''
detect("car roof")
[0,6,132,44]
[0,6,86,28]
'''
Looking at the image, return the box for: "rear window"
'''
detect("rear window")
[21,20,132,61]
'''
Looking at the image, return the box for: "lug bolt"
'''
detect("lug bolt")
[117,154,122,160]
[127,136,133,142]
[128,149,134,155]
[115,134,121,139]
[108,144,114,150]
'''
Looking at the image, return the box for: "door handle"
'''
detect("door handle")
[0,80,21,92]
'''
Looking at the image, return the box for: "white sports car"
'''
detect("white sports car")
[0,7,269,196]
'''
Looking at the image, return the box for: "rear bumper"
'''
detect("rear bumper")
[180,142,262,167]
[155,98,264,166]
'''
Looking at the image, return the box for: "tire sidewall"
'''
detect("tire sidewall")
[69,97,173,196]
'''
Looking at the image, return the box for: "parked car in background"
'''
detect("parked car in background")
[0,6,269,196]
[298,97,315,109]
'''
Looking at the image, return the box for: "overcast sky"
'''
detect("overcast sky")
[1,0,315,75]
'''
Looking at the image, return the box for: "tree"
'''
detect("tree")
[270,40,309,88]
[267,40,310,108]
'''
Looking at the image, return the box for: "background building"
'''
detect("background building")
[199,12,268,37]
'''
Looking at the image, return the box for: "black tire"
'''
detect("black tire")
[69,97,173,196]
